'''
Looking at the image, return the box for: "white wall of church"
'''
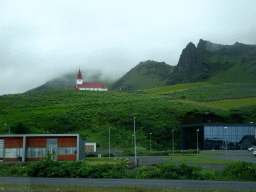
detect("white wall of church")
[78,88,107,91]
[77,79,83,84]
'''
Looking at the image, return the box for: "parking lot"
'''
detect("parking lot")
[115,150,256,170]
[200,150,256,163]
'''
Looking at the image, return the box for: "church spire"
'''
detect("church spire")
[77,69,82,79]
[76,68,83,86]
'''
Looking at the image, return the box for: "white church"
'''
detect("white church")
[74,69,108,91]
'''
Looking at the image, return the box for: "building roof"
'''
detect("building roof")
[77,82,108,89]
[0,134,80,137]
[239,135,256,144]
[77,69,83,79]
[181,123,256,128]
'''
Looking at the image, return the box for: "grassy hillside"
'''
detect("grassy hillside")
[143,82,214,94]
[2,83,256,150]
[171,97,256,111]
[145,82,256,111]
[0,89,234,150]
[0,90,191,150]
[110,60,174,91]
[24,71,115,94]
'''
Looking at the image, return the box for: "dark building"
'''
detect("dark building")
[181,123,256,150]
[239,135,256,149]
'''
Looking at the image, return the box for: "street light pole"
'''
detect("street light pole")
[172,129,174,155]
[224,127,227,159]
[150,133,152,152]
[109,127,111,158]
[196,129,199,157]
[134,117,137,165]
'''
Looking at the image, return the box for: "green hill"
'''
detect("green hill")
[165,40,256,85]
[2,87,256,150]
[109,60,174,91]
[22,39,256,94]
[24,71,115,94]
[144,82,256,110]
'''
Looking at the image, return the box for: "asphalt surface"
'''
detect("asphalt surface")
[113,150,256,170]
[1,177,256,191]
[1,150,256,190]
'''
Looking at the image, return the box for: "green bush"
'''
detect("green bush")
[0,162,25,177]
[85,152,98,157]
[102,158,129,178]
[102,153,115,157]
[86,164,110,178]
[24,153,110,178]
[156,162,203,180]
[134,166,161,179]
[222,161,256,181]
[25,153,61,177]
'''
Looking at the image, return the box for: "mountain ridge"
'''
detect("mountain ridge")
[23,39,256,93]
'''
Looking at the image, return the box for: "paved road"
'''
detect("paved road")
[1,150,256,190]
[1,177,256,191]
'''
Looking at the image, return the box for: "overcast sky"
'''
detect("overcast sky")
[1,0,256,95]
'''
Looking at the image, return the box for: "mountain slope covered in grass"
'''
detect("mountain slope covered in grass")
[24,71,115,94]
[23,39,256,94]
[144,82,256,111]
[2,84,256,150]
[165,39,256,85]
[109,60,174,91]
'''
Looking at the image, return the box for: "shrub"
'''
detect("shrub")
[134,166,161,179]
[24,153,61,177]
[87,164,110,178]
[102,158,129,178]
[221,161,256,181]
[0,162,25,177]
[11,122,29,134]
[156,162,203,180]
[102,153,115,157]
[85,152,98,157]
[156,162,179,179]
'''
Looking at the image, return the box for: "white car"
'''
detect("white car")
[253,150,256,156]
[248,146,256,151]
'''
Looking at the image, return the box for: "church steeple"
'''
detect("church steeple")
[77,69,82,79]
[76,69,83,86]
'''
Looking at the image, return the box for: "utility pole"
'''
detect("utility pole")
[134,117,137,165]
[197,129,199,157]
[150,133,152,152]
[109,127,111,158]
[172,129,174,155]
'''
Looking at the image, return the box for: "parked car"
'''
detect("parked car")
[253,150,256,156]
[248,146,256,151]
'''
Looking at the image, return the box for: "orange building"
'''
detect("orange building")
[0,134,85,162]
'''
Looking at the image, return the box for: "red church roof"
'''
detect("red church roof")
[77,82,108,89]
[76,69,108,90]
[77,69,83,79]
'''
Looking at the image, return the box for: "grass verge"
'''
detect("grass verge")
[168,152,222,156]
[84,157,118,165]
[160,157,235,164]
[0,184,251,192]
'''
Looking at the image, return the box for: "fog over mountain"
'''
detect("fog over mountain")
[1,0,256,95]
